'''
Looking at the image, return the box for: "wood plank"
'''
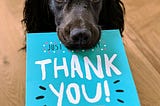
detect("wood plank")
[0,1,25,106]
[124,23,160,105]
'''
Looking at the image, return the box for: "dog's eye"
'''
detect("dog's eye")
[55,0,66,3]
[90,0,100,3]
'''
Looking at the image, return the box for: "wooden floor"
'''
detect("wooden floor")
[0,0,160,105]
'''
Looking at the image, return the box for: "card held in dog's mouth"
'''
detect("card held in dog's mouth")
[26,30,140,106]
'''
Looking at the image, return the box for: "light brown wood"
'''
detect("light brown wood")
[0,0,160,105]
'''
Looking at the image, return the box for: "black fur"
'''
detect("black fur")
[99,0,125,34]
[23,0,125,49]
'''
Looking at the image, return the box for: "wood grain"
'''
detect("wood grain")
[0,0,160,105]
[0,0,25,106]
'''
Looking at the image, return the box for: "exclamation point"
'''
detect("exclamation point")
[104,80,110,102]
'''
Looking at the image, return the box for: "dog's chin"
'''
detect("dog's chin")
[57,27,101,50]
[64,40,100,50]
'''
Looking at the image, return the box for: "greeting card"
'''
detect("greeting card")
[26,30,140,106]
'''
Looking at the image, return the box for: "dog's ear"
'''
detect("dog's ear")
[22,0,56,33]
[99,0,125,35]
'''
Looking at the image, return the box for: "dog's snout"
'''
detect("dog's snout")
[70,28,91,44]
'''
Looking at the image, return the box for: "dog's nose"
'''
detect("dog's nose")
[70,28,91,44]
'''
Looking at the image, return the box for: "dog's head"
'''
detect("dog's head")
[50,0,102,49]
[23,0,125,50]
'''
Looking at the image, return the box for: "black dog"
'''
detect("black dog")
[23,0,125,49]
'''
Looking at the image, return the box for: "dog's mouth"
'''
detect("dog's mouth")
[57,24,101,50]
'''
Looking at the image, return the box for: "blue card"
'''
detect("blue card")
[26,30,140,106]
